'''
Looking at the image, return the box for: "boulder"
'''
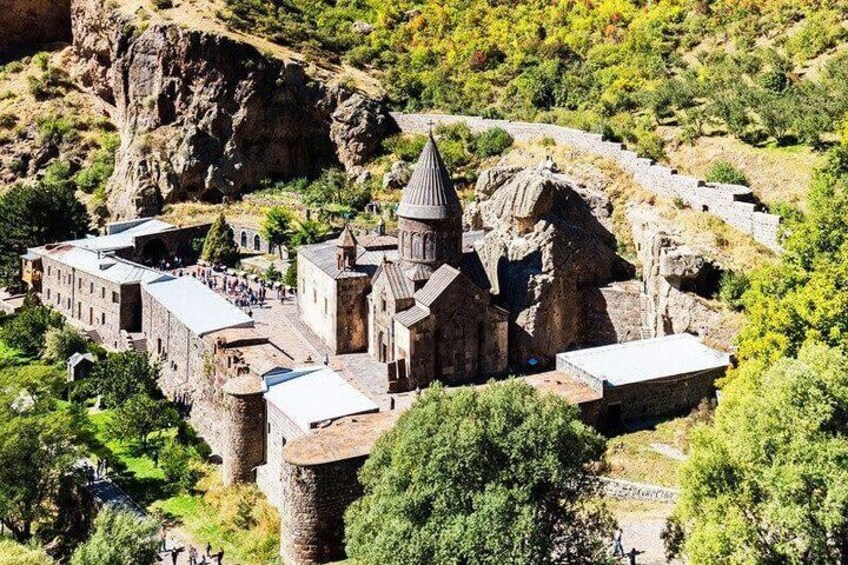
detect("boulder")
[382,160,412,189]
[0,0,71,52]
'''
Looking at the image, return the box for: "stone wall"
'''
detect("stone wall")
[141,286,227,454]
[599,477,679,502]
[392,113,781,252]
[231,223,283,257]
[279,456,366,565]
[256,401,309,510]
[298,257,342,353]
[220,379,266,485]
[38,256,138,349]
[579,281,645,346]
[0,0,71,53]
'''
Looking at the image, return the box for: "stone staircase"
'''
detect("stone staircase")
[122,331,147,353]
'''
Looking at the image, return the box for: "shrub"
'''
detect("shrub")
[71,507,160,565]
[202,213,239,267]
[382,134,427,161]
[0,304,64,357]
[75,134,119,194]
[43,325,89,363]
[152,0,173,8]
[159,439,200,492]
[0,113,16,129]
[705,160,749,186]
[35,114,77,146]
[472,127,514,157]
[718,271,750,311]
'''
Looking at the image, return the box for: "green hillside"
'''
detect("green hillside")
[221,0,848,162]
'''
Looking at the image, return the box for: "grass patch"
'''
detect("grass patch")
[603,414,706,489]
[152,474,280,564]
[0,338,30,367]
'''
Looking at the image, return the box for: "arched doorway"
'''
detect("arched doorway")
[253,234,261,252]
[240,231,248,248]
[140,238,169,266]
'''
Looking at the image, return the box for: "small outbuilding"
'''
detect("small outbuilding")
[556,333,731,427]
[67,352,96,382]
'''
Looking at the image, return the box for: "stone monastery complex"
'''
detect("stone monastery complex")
[18,134,732,564]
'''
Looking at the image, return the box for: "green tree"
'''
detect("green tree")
[472,127,514,158]
[78,351,160,407]
[674,345,848,563]
[110,394,179,450]
[0,182,90,288]
[0,365,87,542]
[284,258,297,288]
[0,303,64,357]
[345,381,612,564]
[42,325,89,364]
[201,213,239,267]
[159,439,199,492]
[289,219,330,248]
[71,507,160,565]
[0,539,53,565]
[261,206,295,256]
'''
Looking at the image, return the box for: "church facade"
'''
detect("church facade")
[298,135,508,391]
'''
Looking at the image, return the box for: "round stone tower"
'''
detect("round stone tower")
[397,134,463,278]
[221,375,266,485]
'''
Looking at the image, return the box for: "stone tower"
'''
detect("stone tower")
[397,134,463,278]
[336,224,357,271]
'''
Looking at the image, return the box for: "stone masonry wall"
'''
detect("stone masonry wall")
[280,456,366,565]
[579,281,645,346]
[256,402,309,510]
[392,113,781,252]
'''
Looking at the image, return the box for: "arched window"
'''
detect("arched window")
[412,232,422,259]
[253,234,261,251]
[424,233,434,259]
[240,231,248,248]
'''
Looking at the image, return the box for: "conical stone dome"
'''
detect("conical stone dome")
[397,135,463,221]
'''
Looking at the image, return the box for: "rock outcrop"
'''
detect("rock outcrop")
[70,0,393,218]
[469,165,633,366]
[0,0,71,53]
[628,205,734,349]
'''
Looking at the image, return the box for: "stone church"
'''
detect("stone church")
[298,135,508,391]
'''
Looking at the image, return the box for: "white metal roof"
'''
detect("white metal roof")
[557,334,731,387]
[143,276,253,336]
[263,367,379,433]
[66,219,175,252]
[33,245,162,285]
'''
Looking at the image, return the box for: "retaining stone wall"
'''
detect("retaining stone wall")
[391,113,781,252]
[599,477,679,502]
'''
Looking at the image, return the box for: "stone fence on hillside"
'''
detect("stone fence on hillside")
[391,112,782,252]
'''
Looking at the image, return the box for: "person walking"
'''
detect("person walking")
[612,527,624,557]
[188,545,197,565]
[215,549,224,565]
[170,547,182,565]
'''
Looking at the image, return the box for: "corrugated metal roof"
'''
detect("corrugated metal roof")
[414,264,461,306]
[263,367,379,433]
[557,334,731,387]
[143,276,254,336]
[33,245,162,285]
[66,219,175,252]
[395,305,429,327]
[397,135,463,220]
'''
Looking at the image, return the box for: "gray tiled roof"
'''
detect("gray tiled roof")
[395,305,429,327]
[397,135,463,220]
[414,264,461,306]
[300,241,398,280]
[377,262,415,300]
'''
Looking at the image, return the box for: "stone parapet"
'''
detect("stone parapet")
[391,113,782,252]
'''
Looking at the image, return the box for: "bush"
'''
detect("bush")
[43,325,89,363]
[152,0,173,8]
[202,213,240,267]
[705,160,749,186]
[75,134,119,194]
[718,271,750,311]
[0,539,53,565]
[382,134,427,161]
[35,114,77,146]
[472,127,514,157]
[71,507,160,565]
[0,304,64,357]
[159,439,200,492]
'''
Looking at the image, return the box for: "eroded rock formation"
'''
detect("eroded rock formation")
[469,165,633,366]
[71,0,393,218]
[0,0,71,53]
[628,205,734,349]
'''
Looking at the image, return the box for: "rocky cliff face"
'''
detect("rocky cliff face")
[0,0,71,53]
[70,0,393,218]
[468,165,633,366]
[628,205,735,349]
